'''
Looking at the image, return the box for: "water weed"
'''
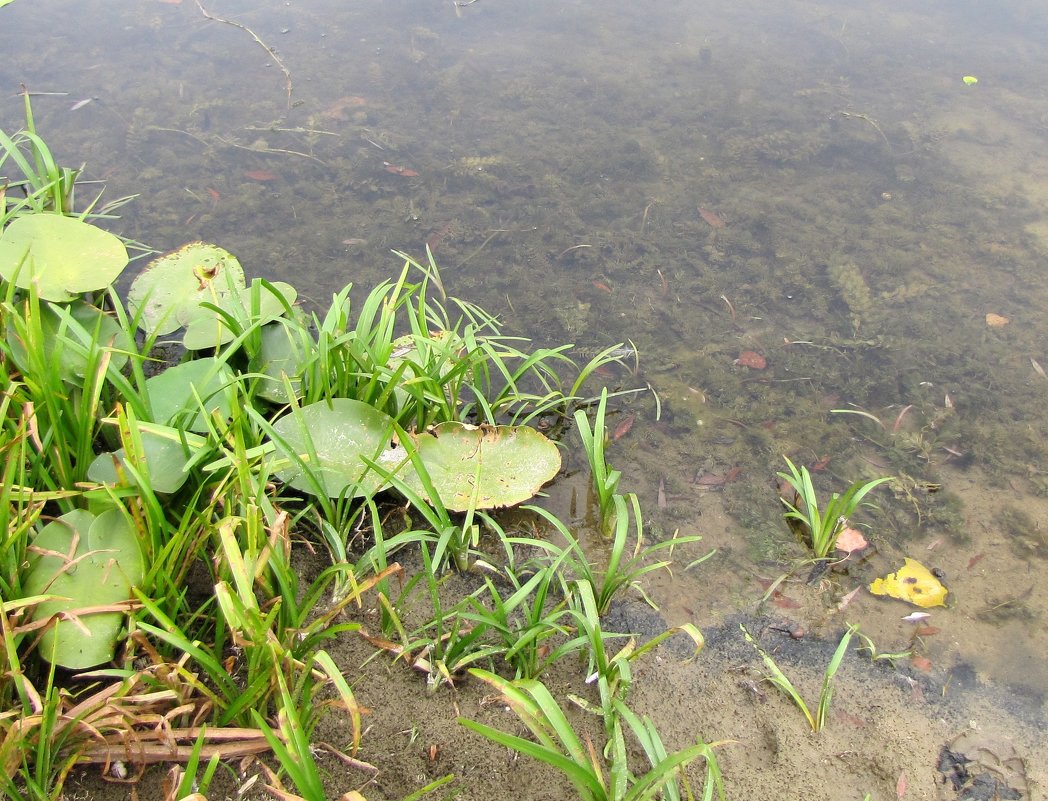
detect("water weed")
[461,667,724,801]
[529,493,708,617]
[575,388,622,537]
[777,456,892,559]
[741,623,858,732]
[1,100,725,799]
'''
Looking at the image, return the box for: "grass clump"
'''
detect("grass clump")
[777,456,892,559]
[741,623,858,732]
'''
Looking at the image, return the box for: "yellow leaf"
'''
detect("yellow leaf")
[868,558,948,608]
[985,312,1009,328]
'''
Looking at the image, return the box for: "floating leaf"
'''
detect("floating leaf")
[252,318,314,403]
[87,424,203,493]
[24,508,145,668]
[5,299,130,383]
[869,558,948,608]
[270,399,406,498]
[127,242,244,336]
[0,213,129,301]
[400,422,561,511]
[182,280,297,350]
[144,358,235,432]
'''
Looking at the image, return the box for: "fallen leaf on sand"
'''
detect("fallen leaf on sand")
[910,655,933,672]
[837,587,861,611]
[869,558,948,608]
[611,413,635,441]
[834,526,868,554]
[985,312,1009,327]
[896,770,909,799]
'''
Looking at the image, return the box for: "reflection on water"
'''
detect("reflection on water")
[4,0,1048,720]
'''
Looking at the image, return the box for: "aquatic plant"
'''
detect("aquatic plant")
[575,388,621,537]
[777,456,892,560]
[461,667,725,801]
[741,623,858,732]
[529,493,709,617]
[2,100,705,801]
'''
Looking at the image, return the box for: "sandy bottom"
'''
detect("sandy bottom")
[67,466,1045,801]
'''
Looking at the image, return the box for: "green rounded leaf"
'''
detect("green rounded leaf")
[0,213,129,301]
[127,242,244,336]
[144,358,236,432]
[402,422,561,511]
[182,280,297,351]
[87,424,202,493]
[252,318,314,403]
[24,508,144,669]
[5,299,131,383]
[270,399,406,498]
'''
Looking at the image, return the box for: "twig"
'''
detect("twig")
[556,243,592,259]
[214,134,326,164]
[196,0,293,108]
[834,110,891,150]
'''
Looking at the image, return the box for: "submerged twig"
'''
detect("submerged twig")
[196,0,293,108]
[556,243,593,260]
[719,294,736,321]
[834,110,891,150]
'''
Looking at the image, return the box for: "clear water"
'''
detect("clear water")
[4,0,1048,727]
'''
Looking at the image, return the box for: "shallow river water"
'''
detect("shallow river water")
[3,1,1048,799]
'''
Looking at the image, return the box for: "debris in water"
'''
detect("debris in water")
[734,351,767,370]
[910,655,933,672]
[901,612,931,622]
[837,587,860,611]
[834,527,868,554]
[612,413,635,441]
[698,206,726,228]
[985,312,1009,327]
[383,162,419,177]
[869,558,948,608]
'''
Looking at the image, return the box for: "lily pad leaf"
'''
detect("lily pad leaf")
[252,317,314,404]
[182,280,297,351]
[5,299,131,383]
[270,399,406,498]
[869,558,948,608]
[0,213,129,302]
[87,424,203,493]
[127,242,244,336]
[24,508,145,669]
[401,422,561,512]
[144,358,236,432]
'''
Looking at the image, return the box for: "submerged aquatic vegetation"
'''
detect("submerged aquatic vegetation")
[0,158,641,801]
[777,456,892,560]
[461,667,725,801]
[741,623,858,733]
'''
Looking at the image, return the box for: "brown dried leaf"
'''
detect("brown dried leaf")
[835,526,869,554]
